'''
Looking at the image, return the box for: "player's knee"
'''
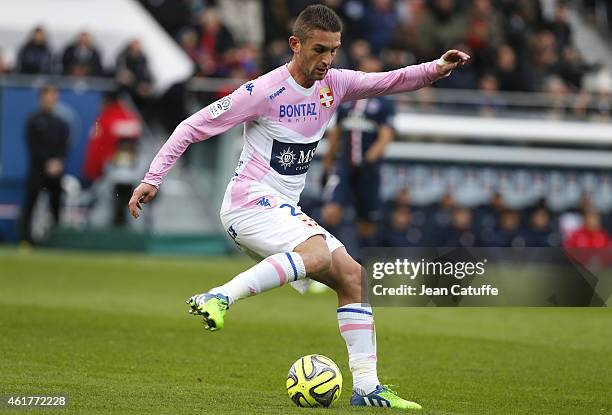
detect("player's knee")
[294,235,331,276]
[305,251,332,275]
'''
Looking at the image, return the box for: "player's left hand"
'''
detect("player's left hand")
[436,50,470,76]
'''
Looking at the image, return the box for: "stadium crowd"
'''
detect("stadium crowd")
[375,188,611,248]
[2,0,609,119]
[4,0,611,247]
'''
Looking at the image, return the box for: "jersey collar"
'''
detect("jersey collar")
[284,64,317,96]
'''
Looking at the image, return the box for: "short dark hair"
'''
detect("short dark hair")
[293,5,343,42]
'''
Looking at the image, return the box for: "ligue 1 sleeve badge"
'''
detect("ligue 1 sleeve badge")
[319,86,334,109]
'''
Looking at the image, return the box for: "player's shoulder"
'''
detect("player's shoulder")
[235,66,287,102]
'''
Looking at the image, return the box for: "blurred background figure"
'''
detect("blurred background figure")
[116,39,154,114]
[0,48,10,73]
[83,90,141,184]
[61,31,104,77]
[564,209,611,248]
[517,207,558,247]
[321,56,395,248]
[83,90,141,226]
[20,86,69,243]
[16,26,52,74]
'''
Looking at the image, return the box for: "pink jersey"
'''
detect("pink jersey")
[143,62,443,204]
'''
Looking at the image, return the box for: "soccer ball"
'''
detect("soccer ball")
[286,354,342,408]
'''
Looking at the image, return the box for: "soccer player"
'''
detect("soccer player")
[321,56,395,248]
[128,5,469,410]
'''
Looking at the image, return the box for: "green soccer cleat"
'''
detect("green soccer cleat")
[186,293,229,331]
[351,385,422,410]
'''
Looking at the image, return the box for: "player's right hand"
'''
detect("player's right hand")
[128,182,158,219]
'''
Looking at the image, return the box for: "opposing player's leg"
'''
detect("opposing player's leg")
[311,247,422,410]
[355,165,382,247]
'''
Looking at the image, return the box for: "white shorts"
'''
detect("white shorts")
[220,177,344,260]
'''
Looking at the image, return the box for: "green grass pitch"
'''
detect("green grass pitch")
[0,249,610,414]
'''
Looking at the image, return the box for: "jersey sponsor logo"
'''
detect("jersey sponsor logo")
[208,96,232,119]
[270,139,319,175]
[269,86,285,100]
[279,103,317,118]
[244,82,254,95]
[319,86,334,108]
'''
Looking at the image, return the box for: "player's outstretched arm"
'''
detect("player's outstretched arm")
[337,49,470,102]
[128,182,158,219]
[129,81,265,219]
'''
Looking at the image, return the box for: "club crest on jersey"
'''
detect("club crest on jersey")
[319,86,334,108]
[270,139,319,175]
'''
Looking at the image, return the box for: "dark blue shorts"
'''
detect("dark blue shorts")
[329,163,381,222]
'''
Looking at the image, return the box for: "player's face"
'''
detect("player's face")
[297,30,341,81]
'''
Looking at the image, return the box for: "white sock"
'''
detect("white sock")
[209,252,306,306]
[337,303,380,395]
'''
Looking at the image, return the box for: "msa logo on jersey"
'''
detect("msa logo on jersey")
[208,96,232,119]
[279,103,317,118]
[270,139,318,175]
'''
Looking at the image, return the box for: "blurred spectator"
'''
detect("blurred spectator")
[390,187,412,210]
[263,39,292,72]
[564,209,611,248]
[484,209,521,246]
[196,8,236,77]
[546,3,572,53]
[179,28,200,66]
[61,32,104,77]
[530,30,558,90]
[393,0,427,54]
[439,207,478,247]
[16,26,52,74]
[475,73,507,116]
[557,45,598,90]
[380,206,423,247]
[84,90,141,226]
[430,191,455,230]
[362,0,398,53]
[516,207,557,247]
[543,75,571,118]
[83,91,141,182]
[116,39,154,112]
[494,44,533,92]
[21,86,69,243]
[464,0,505,67]
[0,48,9,73]
[346,39,372,70]
[418,0,467,61]
[476,192,506,231]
